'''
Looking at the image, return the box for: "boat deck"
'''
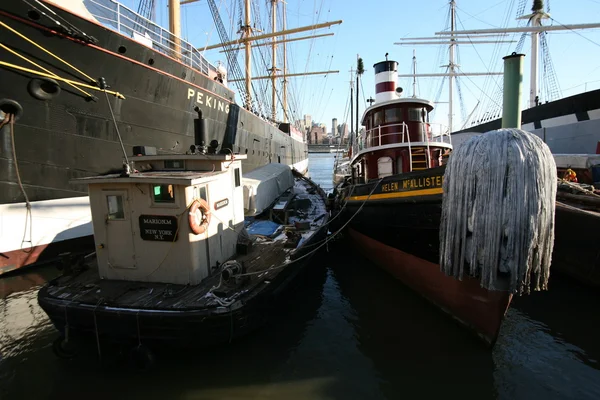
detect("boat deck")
[44,239,289,310]
[42,176,328,312]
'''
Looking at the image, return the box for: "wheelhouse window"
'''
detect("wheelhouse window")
[164,160,184,169]
[107,195,125,220]
[409,107,428,122]
[384,108,403,124]
[373,110,383,126]
[193,185,208,202]
[235,168,241,187]
[365,113,373,130]
[152,184,175,203]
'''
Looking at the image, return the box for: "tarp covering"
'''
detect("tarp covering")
[242,163,294,216]
[246,220,282,237]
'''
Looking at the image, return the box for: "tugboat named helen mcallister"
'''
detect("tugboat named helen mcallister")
[333,53,556,346]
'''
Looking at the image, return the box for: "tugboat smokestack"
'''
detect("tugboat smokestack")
[373,60,399,103]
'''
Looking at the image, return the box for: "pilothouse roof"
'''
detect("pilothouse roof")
[361,97,435,125]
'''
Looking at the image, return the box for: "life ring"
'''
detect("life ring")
[189,199,211,234]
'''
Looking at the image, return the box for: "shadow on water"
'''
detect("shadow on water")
[494,276,600,400]
[1,258,375,400]
[324,239,496,399]
[3,239,600,400]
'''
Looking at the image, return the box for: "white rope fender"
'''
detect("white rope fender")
[439,128,557,294]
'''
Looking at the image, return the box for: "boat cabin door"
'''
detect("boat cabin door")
[103,190,137,269]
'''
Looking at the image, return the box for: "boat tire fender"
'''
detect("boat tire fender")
[27,78,61,101]
[189,199,211,234]
[52,336,77,359]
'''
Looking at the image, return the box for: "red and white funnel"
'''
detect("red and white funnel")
[373,60,401,103]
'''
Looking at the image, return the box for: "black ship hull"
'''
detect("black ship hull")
[0,0,307,272]
[452,89,600,154]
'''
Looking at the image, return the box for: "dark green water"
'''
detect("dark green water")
[1,152,599,399]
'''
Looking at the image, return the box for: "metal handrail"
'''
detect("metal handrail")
[357,122,454,173]
[85,0,216,76]
[428,123,453,145]
[364,122,411,147]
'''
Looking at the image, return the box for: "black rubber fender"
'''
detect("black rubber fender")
[52,335,77,359]
[27,77,61,101]
[0,99,23,121]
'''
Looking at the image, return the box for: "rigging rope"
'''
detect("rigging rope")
[0,43,93,99]
[0,20,123,99]
[0,20,96,84]
[0,62,125,99]
[1,114,33,252]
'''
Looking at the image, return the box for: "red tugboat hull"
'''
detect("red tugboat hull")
[347,228,512,346]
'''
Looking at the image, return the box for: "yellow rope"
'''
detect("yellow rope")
[0,19,97,84]
[0,61,125,99]
[0,43,93,98]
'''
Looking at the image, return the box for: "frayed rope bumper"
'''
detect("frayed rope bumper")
[439,129,557,295]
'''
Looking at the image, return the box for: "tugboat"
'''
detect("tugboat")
[333,53,556,346]
[37,111,329,355]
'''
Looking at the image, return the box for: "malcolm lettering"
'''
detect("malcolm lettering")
[142,218,173,225]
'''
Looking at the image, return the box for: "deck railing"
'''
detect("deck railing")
[85,0,216,76]
[362,122,453,171]
[428,123,452,145]
[365,122,412,148]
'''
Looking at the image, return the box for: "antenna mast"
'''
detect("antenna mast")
[412,49,417,97]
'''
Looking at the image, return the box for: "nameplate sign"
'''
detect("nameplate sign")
[139,215,178,242]
[214,198,229,210]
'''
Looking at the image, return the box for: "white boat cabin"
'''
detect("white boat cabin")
[73,152,247,286]
[350,59,453,184]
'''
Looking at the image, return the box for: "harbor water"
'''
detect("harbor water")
[1,152,599,399]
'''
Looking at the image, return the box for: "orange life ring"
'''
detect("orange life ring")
[188,199,211,234]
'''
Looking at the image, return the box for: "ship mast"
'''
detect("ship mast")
[395,0,507,132]
[243,0,253,110]
[199,1,342,120]
[168,0,181,59]
[519,0,549,108]
[282,0,288,122]
[270,0,278,121]
[448,0,455,137]
[434,1,600,111]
